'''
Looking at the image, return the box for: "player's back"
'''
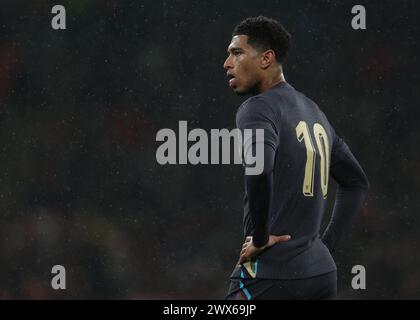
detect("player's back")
[233,82,337,279]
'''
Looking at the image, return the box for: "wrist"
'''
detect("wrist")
[253,238,268,249]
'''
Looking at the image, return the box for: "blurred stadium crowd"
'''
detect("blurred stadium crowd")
[0,1,419,299]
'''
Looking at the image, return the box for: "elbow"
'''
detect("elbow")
[354,167,370,192]
[354,176,369,194]
[353,175,370,200]
[340,174,370,194]
[360,172,370,192]
[363,177,370,192]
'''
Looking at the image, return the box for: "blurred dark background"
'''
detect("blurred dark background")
[0,0,419,299]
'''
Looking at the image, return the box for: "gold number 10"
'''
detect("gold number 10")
[296,121,330,198]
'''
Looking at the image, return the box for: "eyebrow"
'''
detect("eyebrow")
[227,47,245,54]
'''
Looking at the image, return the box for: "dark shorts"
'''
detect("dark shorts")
[225,271,337,300]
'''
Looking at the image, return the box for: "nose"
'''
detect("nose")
[223,55,233,71]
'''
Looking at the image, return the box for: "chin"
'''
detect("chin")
[233,86,250,96]
[235,90,249,96]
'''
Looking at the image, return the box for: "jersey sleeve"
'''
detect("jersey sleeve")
[330,134,369,189]
[236,96,280,152]
[322,132,370,253]
[235,97,279,248]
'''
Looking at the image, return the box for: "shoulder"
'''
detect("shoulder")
[240,95,272,112]
[235,95,281,135]
[236,95,276,123]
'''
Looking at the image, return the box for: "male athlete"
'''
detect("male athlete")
[223,16,369,299]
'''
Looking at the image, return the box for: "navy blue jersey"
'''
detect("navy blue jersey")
[231,82,369,279]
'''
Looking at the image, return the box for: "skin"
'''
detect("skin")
[223,35,286,96]
[223,35,291,264]
[238,235,291,265]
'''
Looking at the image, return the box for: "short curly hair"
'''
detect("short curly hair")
[232,16,291,63]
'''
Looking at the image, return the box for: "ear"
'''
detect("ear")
[260,50,276,69]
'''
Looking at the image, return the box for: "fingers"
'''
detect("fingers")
[239,244,250,264]
[239,252,249,264]
[276,234,291,242]
[274,235,291,243]
[240,237,252,251]
[266,234,292,248]
[239,235,291,265]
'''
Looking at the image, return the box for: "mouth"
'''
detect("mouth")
[227,73,237,88]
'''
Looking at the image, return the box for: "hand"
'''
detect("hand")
[238,234,291,264]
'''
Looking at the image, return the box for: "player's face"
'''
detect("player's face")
[224,35,262,95]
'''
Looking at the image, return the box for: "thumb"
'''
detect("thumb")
[268,235,291,246]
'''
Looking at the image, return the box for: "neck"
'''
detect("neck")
[256,69,286,94]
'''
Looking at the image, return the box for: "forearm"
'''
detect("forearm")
[245,144,275,248]
[322,184,368,253]
[246,171,272,247]
[324,136,370,253]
